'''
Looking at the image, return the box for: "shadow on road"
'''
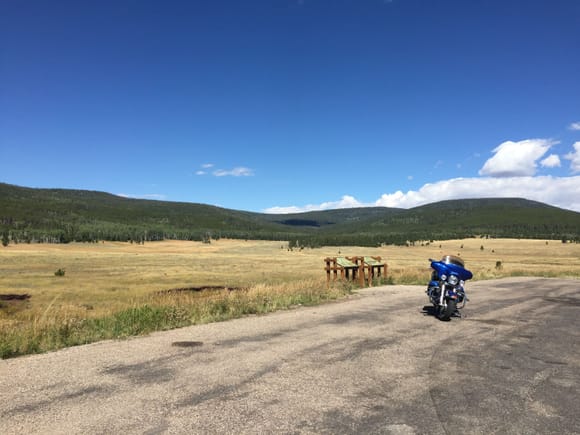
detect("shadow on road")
[421,305,462,321]
[421,305,437,317]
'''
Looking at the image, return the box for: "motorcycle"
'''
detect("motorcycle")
[426,255,473,321]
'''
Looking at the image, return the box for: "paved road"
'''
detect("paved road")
[1,277,579,434]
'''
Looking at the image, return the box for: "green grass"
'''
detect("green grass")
[0,281,351,359]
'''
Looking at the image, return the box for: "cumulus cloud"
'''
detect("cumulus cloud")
[565,142,580,173]
[374,176,580,210]
[568,122,580,131]
[264,137,580,215]
[540,154,561,168]
[213,167,254,177]
[264,176,580,213]
[479,139,557,177]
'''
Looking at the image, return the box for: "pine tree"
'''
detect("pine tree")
[2,231,9,247]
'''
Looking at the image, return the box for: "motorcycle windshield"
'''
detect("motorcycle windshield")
[431,261,473,281]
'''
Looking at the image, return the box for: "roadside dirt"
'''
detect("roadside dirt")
[156,285,245,295]
[1,277,579,434]
[0,293,31,300]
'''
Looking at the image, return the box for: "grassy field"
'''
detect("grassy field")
[1,238,579,358]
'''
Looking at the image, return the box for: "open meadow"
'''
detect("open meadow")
[1,238,579,357]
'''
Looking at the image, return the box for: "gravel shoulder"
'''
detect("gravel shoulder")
[1,277,579,434]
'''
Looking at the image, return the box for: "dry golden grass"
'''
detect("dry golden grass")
[0,239,577,307]
[1,238,579,332]
[383,238,580,284]
[1,238,579,358]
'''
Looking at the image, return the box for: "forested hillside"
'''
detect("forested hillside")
[1,183,579,246]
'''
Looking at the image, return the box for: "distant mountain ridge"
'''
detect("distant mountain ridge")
[1,182,579,246]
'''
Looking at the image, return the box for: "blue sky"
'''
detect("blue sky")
[2,0,580,212]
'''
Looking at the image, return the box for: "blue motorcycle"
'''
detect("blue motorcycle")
[426,255,473,321]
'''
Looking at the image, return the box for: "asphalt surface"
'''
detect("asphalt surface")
[1,277,579,434]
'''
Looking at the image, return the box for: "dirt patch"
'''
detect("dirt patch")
[0,294,31,301]
[156,286,245,295]
[0,294,31,314]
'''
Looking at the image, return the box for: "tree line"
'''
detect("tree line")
[3,223,579,248]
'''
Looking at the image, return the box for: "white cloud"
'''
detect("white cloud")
[265,195,363,214]
[264,176,580,213]
[565,142,580,173]
[195,163,214,175]
[375,176,580,210]
[264,138,580,215]
[568,122,580,131]
[196,164,254,177]
[265,205,306,214]
[540,154,561,168]
[479,139,557,177]
[117,193,167,201]
[213,167,254,177]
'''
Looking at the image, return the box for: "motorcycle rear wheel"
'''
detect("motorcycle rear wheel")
[437,299,457,321]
